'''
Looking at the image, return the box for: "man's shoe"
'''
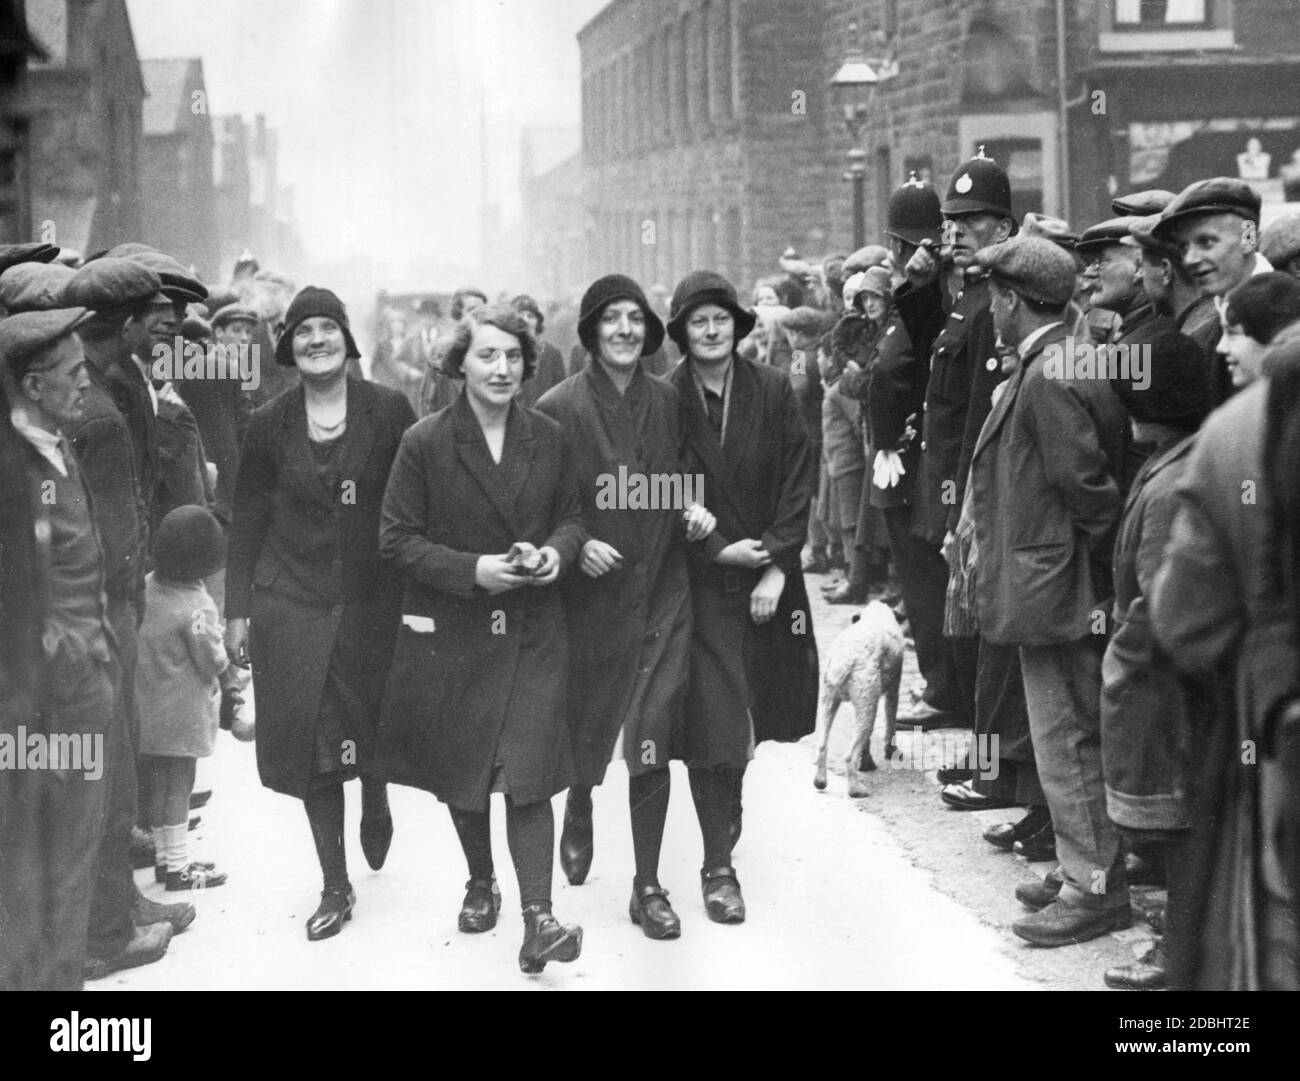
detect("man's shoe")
[1013,897,1131,947]
[130,827,156,870]
[629,882,681,940]
[189,789,212,810]
[559,791,593,886]
[306,888,355,941]
[83,922,174,981]
[1012,822,1057,862]
[154,858,215,884]
[1104,943,1167,990]
[700,866,746,924]
[458,876,502,933]
[132,895,196,935]
[360,810,394,871]
[984,806,1051,850]
[165,862,228,891]
[937,767,974,785]
[1014,868,1064,910]
[826,582,869,605]
[898,700,952,729]
[940,782,1016,811]
[518,903,582,973]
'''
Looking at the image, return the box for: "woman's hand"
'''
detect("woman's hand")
[579,539,623,578]
[716,539,772,569]
[475,554,527,595]
[526,546,562,586]
[682,503,716,542]
[750,565,786,625]
[224,617,250,668]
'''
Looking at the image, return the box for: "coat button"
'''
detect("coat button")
[986,357,998,371]
[920,440,927,451]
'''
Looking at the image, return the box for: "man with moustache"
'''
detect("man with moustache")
[536,274,715,939]
[667,270,818,923]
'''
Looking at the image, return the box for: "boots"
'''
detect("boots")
[518,902,582,973]
[559,789,593,886]
[359,782,394,871]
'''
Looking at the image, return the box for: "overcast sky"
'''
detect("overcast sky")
[127,0,604,286]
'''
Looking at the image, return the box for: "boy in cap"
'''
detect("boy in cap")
[967,236,1130,946]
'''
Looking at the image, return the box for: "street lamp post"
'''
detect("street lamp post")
[830,22,898,250]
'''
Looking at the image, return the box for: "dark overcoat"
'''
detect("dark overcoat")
[535,363,693,785]
[374,393,584,811]
[968,324,1127,646]
[861,309,924,510]
[225,377,414,799]
[669,355,819,766]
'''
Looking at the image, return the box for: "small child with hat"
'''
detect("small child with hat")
[136,505,232,891]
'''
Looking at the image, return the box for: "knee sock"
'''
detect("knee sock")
[690,766,740,870]
[629,769,671,887]
[303,783,349,894]
[448,806,494,881]
[505,797,554,911]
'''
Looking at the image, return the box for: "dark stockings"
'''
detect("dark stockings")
[629,769,671,887]
[689,765,744,870]
[449,797,555,911]
[303,781,349,894]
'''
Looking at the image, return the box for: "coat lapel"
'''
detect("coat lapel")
[974,325,1068,459]
[336,377,379,490]
[673,357,757,534]
[452,394,525,535]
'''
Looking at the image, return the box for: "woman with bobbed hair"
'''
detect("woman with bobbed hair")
[1218,272,1300,388]
[375,304,587,974]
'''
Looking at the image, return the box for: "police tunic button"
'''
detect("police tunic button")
[920,440,927,451]
[986,357,998,371]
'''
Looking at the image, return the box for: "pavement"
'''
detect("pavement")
[89,568,1158,991]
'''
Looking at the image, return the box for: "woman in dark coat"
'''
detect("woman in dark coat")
[667,271,819,925]
[535,274,715,939]
[225,287,415,942]
[375,305,586,974]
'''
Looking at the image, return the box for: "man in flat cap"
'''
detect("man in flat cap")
[1154,177,1272,403]
[1261,213,1300,282]
[1125,214,1218,353]
[0,309,176,986]
[968,236,1130,946]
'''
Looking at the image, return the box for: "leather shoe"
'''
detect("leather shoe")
[133,894,196,935]
[826,582,869,605]
[701,866,746,924]
[984,806,1051,850]
[1012,822,1057,862]
[83,922,174,981]
[1013,897,1131,947]
[459,876,502,933]
[165,862,228,891]
[1104,943,1167,990]
[937,767,974,785]
[155,858,215,884]
[940,782,1016,811]
[519,903,582,973]
[559,791,593,886]
[189,788,212,809]
[629,882,681,940]
[360,811,394,871]
[898,701,952,729]
[1014,867,1064,910]
[306,888,355,941]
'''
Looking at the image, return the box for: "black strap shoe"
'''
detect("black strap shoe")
[1012,822,1057,862]
[559,792,593,886]
[306,888,355,941]
[701,866,746,924]
[459,876,502,933]
[629,882,681,940]
[982,806,1051,850]
[519,902,582,973]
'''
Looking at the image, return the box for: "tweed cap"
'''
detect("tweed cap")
[64,257,164,311]
[0,262,75,313]
[1154,177,1262,239]
[1123,214,1182,260]
[666,270,757,350]
[211,302,260,329]
[974,236,1077,307]
[106,244,208,303]
[0,307,90,375]
[1021,213,1079,250]
[1261,214,1300,268]
[0,243,60,275]
[1111,189,1174,217]
[1076,216,1137,256]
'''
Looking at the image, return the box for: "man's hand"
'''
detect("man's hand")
[873,449,906,489]
[224,617,250,668]
[579,539,623,578]
[905,243,941,289]
[750,565,786,624]
[716,539,772,569]
[683,503,716,542]
[475,554,528,595]
[525,546,562,586]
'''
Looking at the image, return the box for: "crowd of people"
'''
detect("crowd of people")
[2,152,1299,990]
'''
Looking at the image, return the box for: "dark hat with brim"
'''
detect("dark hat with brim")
[666,270,757,352]
[0,306,90,376]
[886,176,942,245]
[1111,189,1175,217]
[942,153,1017,226]
[1076,216,1138,256]
[153,504,226,582]
[0,243,60,276]
[0,262,75,313]
[274,286,361,367]
[64,257,164,312]
[1110,330,1212,430]
[105,244,208,304]
[1153,177,1262,240]
[577,273,665,357]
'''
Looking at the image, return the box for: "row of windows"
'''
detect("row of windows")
[583,0,742,164]
[589,206,745,292]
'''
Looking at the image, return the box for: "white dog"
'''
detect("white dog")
[813,601,905,798]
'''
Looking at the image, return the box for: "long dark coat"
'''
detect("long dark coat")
[374,393,584,811]
[861,308,925,510]
[535,362,693,786]
[225,377,415,799]
[669,355,819,766]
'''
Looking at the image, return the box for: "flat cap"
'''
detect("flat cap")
[1154,177,1262,238]
[0,307,90,372]
[0,262,75,313]
[1123,213,1182,260]
[1021,213,1079,250]
[974,236,1077,307]
[65,257,164,310]
[0,243,60,275]
[1110,329,1211,429]
[1076,216,1137,255]
[211,302,259,328]
[106,244,208,303]
[1111,189,1174,217]
[1260,213,1300,268]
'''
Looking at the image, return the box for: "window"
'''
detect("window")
[1114,0,1208,27]
[1101,0,1231,50]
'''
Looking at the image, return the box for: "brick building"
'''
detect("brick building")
[580,0,1300,292]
